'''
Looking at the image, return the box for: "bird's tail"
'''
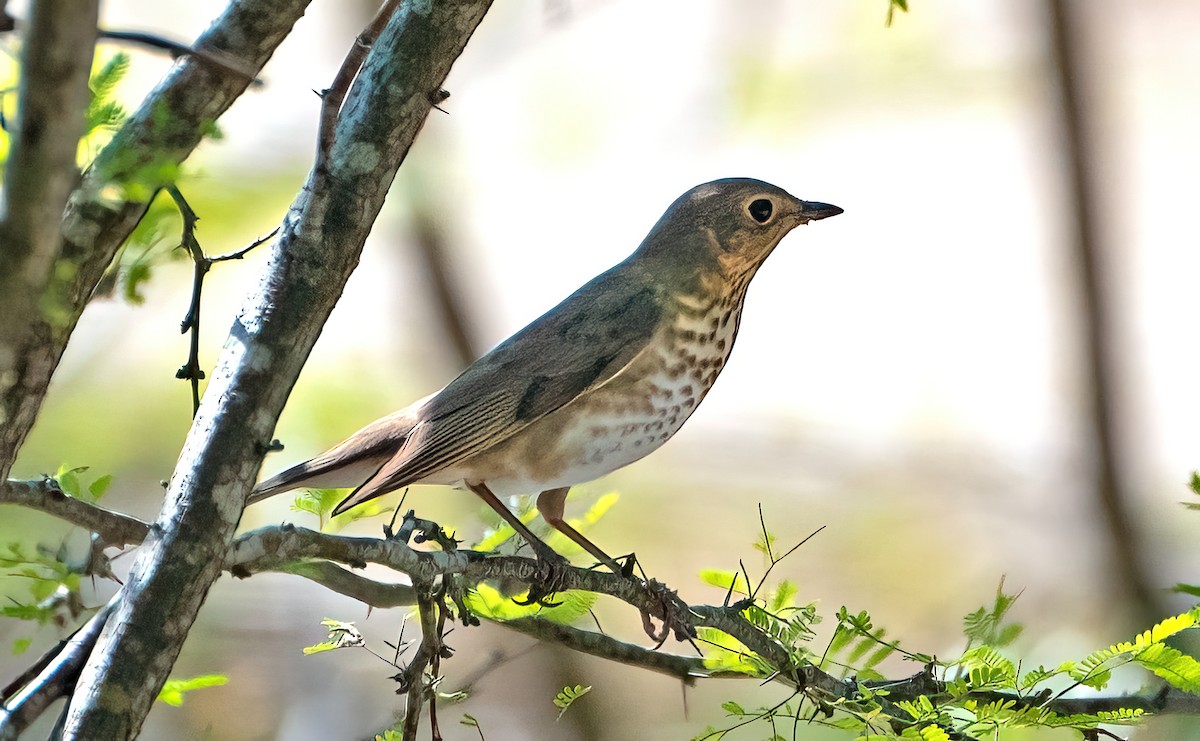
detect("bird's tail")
[247,407,420,506]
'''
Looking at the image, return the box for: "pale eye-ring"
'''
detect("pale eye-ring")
[748,198,773,223]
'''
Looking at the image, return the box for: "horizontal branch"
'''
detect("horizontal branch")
[4,488,1198,726]
[277,560,415,608]
[0,479,149,546]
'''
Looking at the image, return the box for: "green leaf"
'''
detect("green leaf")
[54,465,88,498]
[87,474,114,502]
[11,637,32,655]
[721,700,746,716]
[553,684,591,719]
[962,580,1022,647]
[536,589,598,626]
[86,53,129,136]
[157,674,228,707]
[461,582,595,625]
[769,579,798,612]
[1130,642,1200,694]
[290,488,346,518]
[121,261,152,304]
[753,527,778,558]
[1172,583,1200,598]
[303,618,364,654]
[918,725,950,741]
[698,568,750,596]
[697,626,771,677]
[1112,608,1199,651]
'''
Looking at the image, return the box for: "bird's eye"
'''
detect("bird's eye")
[748,198,773,223]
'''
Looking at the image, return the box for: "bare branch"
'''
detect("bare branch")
[496,617,709,682]
[0,596,118,740]
[165,185,274,416]
[315,0,403,169]
[97,29,261,83]
[1045,0,1162,627]
[277,560,415,608]
[0,478,149,547]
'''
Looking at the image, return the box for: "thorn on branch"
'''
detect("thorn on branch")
[316,0,404,169]
[428,88,450,114]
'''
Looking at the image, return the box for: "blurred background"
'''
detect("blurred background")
[3,0,1199,738]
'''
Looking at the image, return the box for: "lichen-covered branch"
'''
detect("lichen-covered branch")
[0,0,99,474]
[4,488,1198,732]
[60,2,494,737]
[0,0,311,483]
[0,596,118,740]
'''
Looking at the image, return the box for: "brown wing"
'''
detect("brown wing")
[332,264,662,514]
[248,405,422,504]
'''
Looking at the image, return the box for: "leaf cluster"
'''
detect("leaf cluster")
[697,567,1200,740]
[1,466,113,654]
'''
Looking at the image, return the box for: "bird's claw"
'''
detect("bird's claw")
[514,551,570,607]
[617,552,638,579]
[639,578,695,644]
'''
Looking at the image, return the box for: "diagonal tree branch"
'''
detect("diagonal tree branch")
[0,596,119,740]
[60,2,495,737]
[0,0,312,484]
[0,1,99,466]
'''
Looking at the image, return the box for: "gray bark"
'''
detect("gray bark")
[61,1,494,737]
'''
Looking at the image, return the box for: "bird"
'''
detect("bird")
[250,178,841,575]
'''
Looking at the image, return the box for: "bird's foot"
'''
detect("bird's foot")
[587,552,638,578]
[513,550,571,607]
[639,578,695,644]
[615,552,639,579]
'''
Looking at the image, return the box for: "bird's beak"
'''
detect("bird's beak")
[798,200,844,222]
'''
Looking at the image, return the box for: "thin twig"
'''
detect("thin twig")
[166,184,274,416]
[401,579,441,740]
[97,28,262,84]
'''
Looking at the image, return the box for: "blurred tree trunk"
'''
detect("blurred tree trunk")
[1044,0,1162,626]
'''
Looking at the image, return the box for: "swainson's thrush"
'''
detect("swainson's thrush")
[252,178,842,572]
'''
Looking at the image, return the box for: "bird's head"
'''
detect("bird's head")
[634,178,842,283]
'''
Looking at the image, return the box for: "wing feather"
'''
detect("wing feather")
[334,264,662,510]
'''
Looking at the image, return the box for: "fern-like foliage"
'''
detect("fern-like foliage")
[553,684,591,720]
[85,52,130,138]
[701,550,1200,740]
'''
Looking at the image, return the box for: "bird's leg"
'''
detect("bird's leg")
[465,481,568,603]
[538,489,689,641]
[536,488,633,576]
